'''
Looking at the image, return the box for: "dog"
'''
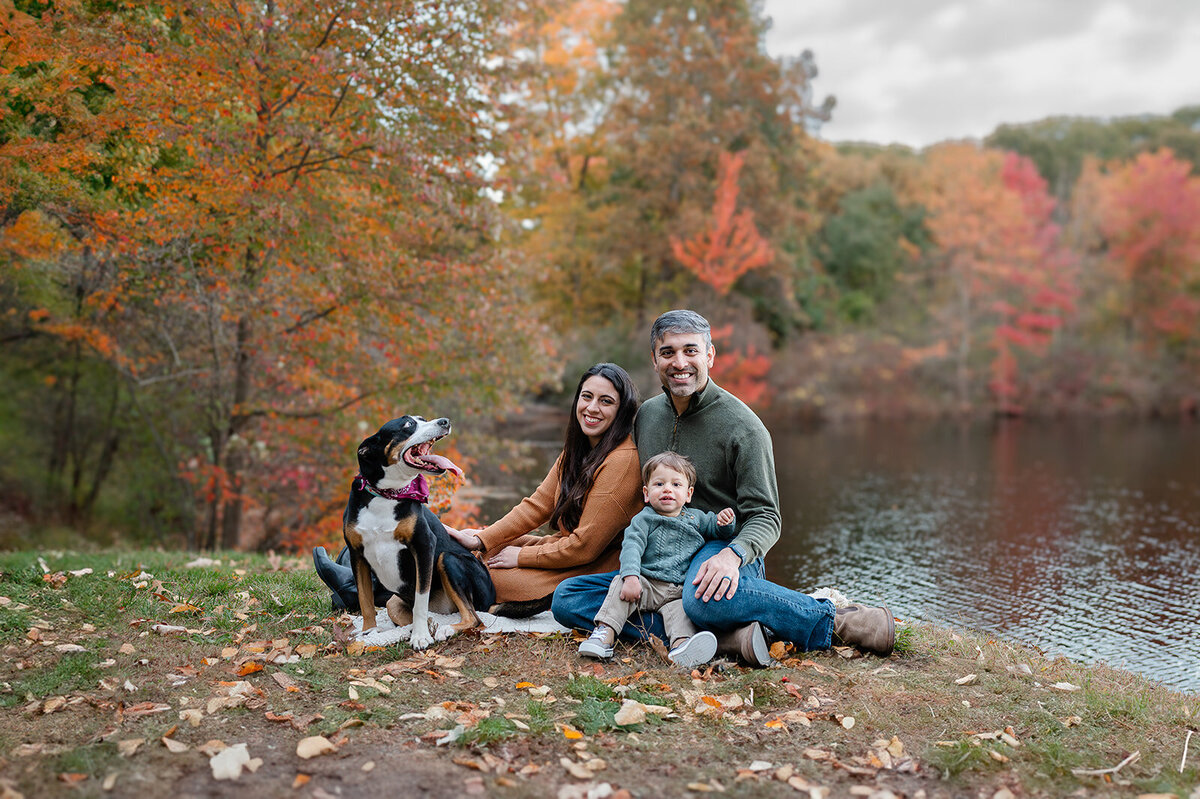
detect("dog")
[342,415,495,649]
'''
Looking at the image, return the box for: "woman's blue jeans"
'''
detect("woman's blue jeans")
[552,539,835,651]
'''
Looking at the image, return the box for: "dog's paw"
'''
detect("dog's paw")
[409,628,435,650]
[433,624,457,643]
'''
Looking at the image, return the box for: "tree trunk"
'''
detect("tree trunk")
[219,314,253,550]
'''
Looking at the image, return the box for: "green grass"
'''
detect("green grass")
[50,742,121,779]
[893,624,916,655]
[461,715,519,746]
[3,653,103,707]
[2,551,1198,799]
[564,674,616,701]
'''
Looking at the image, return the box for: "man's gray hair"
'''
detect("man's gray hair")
[650,309,712,350]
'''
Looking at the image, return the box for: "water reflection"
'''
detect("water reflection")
[770,418,1200,693]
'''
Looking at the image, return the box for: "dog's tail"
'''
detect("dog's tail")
[488,596,552,619]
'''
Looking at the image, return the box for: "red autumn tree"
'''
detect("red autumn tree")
[670,150,775,296]
[1078,149,1200,353]
[910,144,1075,413]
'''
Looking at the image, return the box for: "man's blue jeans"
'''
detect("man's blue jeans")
[552,539,835,651]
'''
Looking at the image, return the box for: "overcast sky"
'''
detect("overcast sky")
[762,0,1200,148]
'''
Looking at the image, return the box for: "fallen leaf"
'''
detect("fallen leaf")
[162,737,189,753]
[1051,682,1081,692]
[561,725,584,740]
[123,702,171,718]
[55,644,86,653]
[42,696,68,714]
[210,743,261,780]
[613,701,646,726]
[197,740,228,757]
[57,773,87,784]
[179,709,204,727]
[119,643,136,655]
[768,641,793,660]
[236,662,263,677]
[296,736,337,759]
[117,739,144,757]
[292,774,311,789]
[560,757,593,779]
[955,674,978,685]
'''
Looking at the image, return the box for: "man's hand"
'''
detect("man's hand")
[692,547,741,601]
[487,546,520,569]
[619,575,642,602]
[716,507,735,526]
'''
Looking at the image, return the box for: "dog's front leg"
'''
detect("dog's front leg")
[349,547,377,633]
[407,534,438,650]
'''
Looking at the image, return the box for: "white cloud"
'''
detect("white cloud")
[763,0,1200,147]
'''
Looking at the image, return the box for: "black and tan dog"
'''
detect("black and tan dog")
[343,416,495,649]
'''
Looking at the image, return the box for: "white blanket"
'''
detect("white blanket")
[351,587,849,646]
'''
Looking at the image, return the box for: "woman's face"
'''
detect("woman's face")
[576,375,621,445]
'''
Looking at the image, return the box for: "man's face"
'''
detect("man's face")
[652,331,714,402]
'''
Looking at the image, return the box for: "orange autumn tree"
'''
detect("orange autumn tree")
[670,150,774,406]
[1076,149,1200,357]
[910,144,1075,413]
[2,0,551,548]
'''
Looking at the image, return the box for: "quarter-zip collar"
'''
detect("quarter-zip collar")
[661,378,717,418]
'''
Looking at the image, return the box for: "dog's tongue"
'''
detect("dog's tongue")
[425,453,463,478]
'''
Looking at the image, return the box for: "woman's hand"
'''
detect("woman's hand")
[446,525,484,552]
[487,545,521,569]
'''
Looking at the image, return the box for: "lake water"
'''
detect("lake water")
[769,418,1200,694]
[484,417,1200,694]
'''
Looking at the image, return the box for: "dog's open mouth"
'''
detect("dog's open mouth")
[402,437,464,478]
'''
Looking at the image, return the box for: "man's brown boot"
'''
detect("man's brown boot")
[832,603,895,656]
[714,622,772,667]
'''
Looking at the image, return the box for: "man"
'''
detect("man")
[552,309,894,664]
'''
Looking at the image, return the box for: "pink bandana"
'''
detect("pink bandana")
[355,473,429,503]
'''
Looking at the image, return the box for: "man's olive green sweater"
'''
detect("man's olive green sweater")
[633,380,780,565]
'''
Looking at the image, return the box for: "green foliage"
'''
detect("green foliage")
[815,182,929,323]
[986,107,1200,201]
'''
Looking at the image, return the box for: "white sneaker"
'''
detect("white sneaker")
[667,630,718,668]
[578,627,615,659]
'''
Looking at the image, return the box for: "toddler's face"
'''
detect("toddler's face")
[643,464,694,517]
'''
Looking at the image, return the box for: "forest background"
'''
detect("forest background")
[2,0,1198,554]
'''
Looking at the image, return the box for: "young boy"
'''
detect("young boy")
[578,452,736,668]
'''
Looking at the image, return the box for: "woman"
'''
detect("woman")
[313,362,644,612]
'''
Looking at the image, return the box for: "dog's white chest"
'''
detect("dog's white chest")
[356,499,407,593]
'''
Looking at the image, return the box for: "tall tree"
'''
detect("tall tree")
[1074,149,1200,360]
[909,144,1075,412]
[2,0,551,547]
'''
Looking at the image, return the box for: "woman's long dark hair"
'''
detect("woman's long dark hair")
[548,363,639,533]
